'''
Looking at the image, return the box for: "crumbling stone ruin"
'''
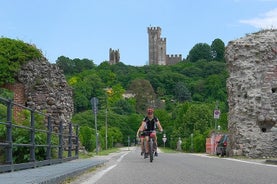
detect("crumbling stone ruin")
[225,29,277,158]
[4,57,74,132]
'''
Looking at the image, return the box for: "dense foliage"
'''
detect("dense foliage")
[61,53,228,152]
[0,37,43,86]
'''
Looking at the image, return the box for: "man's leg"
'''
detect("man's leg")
[144,136,149,158]
[140,137,145,155]
[154,136,158,156]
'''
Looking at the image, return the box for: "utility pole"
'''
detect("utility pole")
[90,97,99,155]
[105,106,108,150]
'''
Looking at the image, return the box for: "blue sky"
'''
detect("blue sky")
[1,0,277,66]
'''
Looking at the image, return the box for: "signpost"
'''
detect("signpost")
[90,97,99,154]
[213,101,221,154]
[162,134,167,148]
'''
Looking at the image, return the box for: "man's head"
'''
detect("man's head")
[147,108,154,116]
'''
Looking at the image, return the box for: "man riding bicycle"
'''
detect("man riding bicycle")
[138,107,163,158]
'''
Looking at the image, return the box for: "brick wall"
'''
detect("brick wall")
[2,83,25,122]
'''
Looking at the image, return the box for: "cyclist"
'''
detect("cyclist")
[138,107,163,158]
[136,127,146,155]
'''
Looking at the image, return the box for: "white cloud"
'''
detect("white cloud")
[239,8,277,29]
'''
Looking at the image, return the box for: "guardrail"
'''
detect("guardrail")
[0,97,79,173]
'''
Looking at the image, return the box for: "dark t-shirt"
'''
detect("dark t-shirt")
[143,116,158,131]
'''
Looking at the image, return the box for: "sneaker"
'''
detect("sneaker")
[141,151,144,156]
[144,153,149,159]
[155,152,158,157]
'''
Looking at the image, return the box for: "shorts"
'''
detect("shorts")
[144,130,156,137]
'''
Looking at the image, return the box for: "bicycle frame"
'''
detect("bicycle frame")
[143,131,157,162]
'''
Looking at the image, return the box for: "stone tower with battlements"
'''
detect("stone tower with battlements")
[109,48,120,65]
[148,27,182,65]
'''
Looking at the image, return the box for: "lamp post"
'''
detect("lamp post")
[105,103,108,150]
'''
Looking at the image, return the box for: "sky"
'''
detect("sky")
[1,0,277,66]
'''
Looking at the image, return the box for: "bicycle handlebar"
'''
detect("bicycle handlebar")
[141,130,163,134]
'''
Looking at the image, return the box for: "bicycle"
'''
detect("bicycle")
[142,130,158,162]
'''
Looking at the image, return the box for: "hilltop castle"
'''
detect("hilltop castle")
[148,27,182,65]
[109,48,120,64]
[109,27,182,65]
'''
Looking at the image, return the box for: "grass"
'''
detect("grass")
[159,147,180,153]
[78,147,120,159]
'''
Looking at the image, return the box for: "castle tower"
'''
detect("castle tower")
[148,27,167,65]
[109,48,120,64]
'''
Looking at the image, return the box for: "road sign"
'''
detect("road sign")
[214,109,220,119]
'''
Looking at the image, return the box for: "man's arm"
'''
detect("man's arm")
[136,128,140,137]
[157,120,163,132]
[139,121,145,132]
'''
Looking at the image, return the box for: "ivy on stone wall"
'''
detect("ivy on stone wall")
[0,37,43,85]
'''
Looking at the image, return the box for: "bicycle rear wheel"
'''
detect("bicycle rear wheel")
[149,138,154,162]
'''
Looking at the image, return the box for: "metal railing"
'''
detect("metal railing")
[0,97,79,173]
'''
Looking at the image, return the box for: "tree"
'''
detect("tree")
[69,72,105,112]
[56,56,75,75]
[128,79,156,113]
[211,38,225,62]
[187,43,212,62]
[56,56,95,76]
[174,82,192,102]
[79,126,94,151]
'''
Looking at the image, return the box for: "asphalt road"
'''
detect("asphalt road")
[70,147,277,184]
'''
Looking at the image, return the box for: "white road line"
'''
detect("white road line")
[191,153,277,168]
[80,152,129,184]
[223,158,277,168]
[81,164,117,184]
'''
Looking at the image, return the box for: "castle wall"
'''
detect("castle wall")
[166,54,182,65]
[225,30,277,158]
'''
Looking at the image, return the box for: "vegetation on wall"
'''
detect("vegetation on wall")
[0,37,43,86]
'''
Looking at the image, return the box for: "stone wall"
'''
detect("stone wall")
[225,29,277,158]
[16,57,74,131]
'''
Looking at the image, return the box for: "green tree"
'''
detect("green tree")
[79,126,94,152]
[69,72,105,112]
[211,38,225,62]
[174,82,192,102]
[56,56,75,75]
[128,79,156,113]
[187,43,212,62]
[56,56,95,76]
